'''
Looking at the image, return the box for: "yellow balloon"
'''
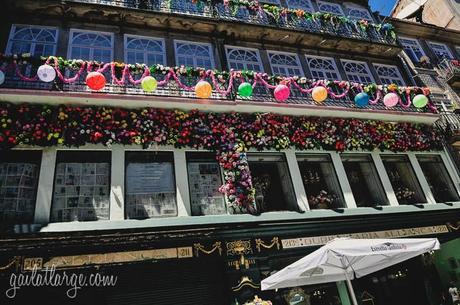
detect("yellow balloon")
[312,86,328,103]
[195,81,212,99]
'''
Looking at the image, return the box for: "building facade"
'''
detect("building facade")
[0,1,459,305]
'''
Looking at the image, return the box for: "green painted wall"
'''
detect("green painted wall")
[434,238,460,287]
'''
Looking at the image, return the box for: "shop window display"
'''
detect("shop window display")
[381,155,426,205]
[416,155,459,203]
[0,150,41,223]
[341,154,388,207]
[297,154,345,210]
[247,154,297,212]
[51,151,110,222]
[125,151,177,219]
[187,152,226,216]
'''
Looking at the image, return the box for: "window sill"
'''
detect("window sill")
[15,202,460,233]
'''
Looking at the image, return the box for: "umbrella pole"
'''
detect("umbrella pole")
[344,272,359,305]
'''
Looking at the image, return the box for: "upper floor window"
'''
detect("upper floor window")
[125,152,177,219]
[51,151,111,222]
[124,35,166,66]
[69,30,113,62]
[248,153,297,213]
[399,37,426,63]
[268,52,304,77]
[286,0,314,12]
[0,150,42,223]
[317,1,344,15]
[345,5,373,21]
[305,55,341,80]
[417,155,459,203]
[226,47,264,72]
[6,25,58,56]
[381,155,427,205]
[341,60,374,84]
[427,41,453,60]
[187,152,226,216]
[373,64,406,86]
[174,41,214,69]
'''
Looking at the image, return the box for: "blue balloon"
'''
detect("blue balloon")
[382,23,393,31]
[354,92,369,107]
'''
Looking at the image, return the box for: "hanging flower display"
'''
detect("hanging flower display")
[0,54,437,112]
[0,102,443,212]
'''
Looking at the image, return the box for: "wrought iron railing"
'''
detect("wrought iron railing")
[65,0,398,45]
[435,112,460,137]
[438,58,460,81]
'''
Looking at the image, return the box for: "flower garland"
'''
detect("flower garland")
[0,102,442,212]
[223,0,396,41]
[0,54,436,112]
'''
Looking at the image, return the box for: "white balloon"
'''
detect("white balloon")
[37,64,56,82]
[0,70,4,85]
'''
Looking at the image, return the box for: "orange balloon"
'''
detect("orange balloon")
[312,86,328,103]
[195,81,212,99]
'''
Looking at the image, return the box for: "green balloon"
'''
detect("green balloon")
[413,94,428,108]
[141,76,157,92]
[238,82,253,97]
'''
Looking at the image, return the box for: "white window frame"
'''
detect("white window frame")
[285,0,315,12]
[174,40,215,69]
[123,34,166,66]
[317,1,345,15]
[341,59,375,84]
[68,29,114,62]
[399,37,427,62]
[344,4,373,21]
[305,55,341,80]
[373,63,406,86]
[427,41,454,60]
[267,51,304,77]
[6,24,59,56]
[225,45,264,72]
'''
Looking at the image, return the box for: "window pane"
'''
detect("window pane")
[51,151,111,222]
[341,154,388,207]
[0,150,41,223]
[125,152,177,219]
[187,152,226,216]
[417,155,459,203]
[248,154,297,212]
[381,155,427,205]
[297,154,344,210]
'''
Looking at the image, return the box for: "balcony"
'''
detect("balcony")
[439,59,460,89]
[4,0,401,57]
[0,57,440,124]
[436,112,460,147]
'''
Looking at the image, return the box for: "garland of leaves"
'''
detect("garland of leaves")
[0,102,442,213]
[223,0,396,41]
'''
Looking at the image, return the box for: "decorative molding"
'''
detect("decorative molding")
[0,256,20,272]
[231,276,260,291]
[193,242,222,257]
[255,237,280,252]
[226,240,252,256]
[446,221,460,231]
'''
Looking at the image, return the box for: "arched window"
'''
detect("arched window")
[345,6,373,21]
[317,1,344,15]
[226,47,263,72]
[373,64,405,86]
[269,52,303,76]
[69,30,113,62]
[125,35,165,65]
[286,0,314,12]
[427,41,453,60]
[399,37,426,62]
[174,41,214,69]
[6,25,58,56]
[341,60,374,84]
[305,55,340,80]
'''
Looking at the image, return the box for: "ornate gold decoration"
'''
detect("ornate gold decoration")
[231,276,260,291]
[255,237,280,252]
[193,242,222,257]
[447,221,460,231]
[226,240,252,256]
[285,287,309,305]
[0,256,20,271]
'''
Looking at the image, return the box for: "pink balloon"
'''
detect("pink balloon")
[383,92,399,107]
[274,84,290,102]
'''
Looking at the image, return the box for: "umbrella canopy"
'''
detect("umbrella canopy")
[261,237,440,291]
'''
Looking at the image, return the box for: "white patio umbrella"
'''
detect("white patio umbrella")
[261,238,440,305]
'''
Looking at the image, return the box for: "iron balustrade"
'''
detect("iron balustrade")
[65,0,398,45]
[436,112,460,137]
[438,58,460,81]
